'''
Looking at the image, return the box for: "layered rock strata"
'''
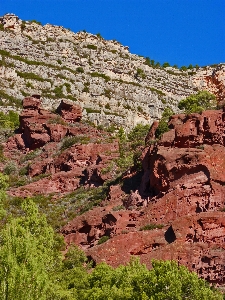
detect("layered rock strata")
[0,14,224,130]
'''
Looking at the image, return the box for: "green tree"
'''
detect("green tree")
[0,173,8,219]
[162,62,170,68]
[0,199,63,300]
[128,124,150,149]
[155,107,174,139]
[79,258,222,299]
[178,91,217,114]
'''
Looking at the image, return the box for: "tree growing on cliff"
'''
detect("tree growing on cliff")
[155,107,174,139]
[178,91,217,114]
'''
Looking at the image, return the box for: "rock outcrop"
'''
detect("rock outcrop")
[4,96,120,196]
[62,108,225,286]
[0,13,224,130]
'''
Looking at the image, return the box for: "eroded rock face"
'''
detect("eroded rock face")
[62,109,225,285]
[57,100,82,123]
[6,96,82,151]
[1,14,224,131]
[5,96,120,197]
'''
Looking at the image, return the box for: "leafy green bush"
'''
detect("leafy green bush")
[20,149,41,163]
[0,49,10,56]
[155,107,174,139]
[96,33,102,38]
[128,124,150,149]
[53,85,64,98]
[85,107,101,114]
[82,86,89,93]
[112,205,124,211]
[3,162,18,175]
[77,259,223,299]
[0,111,19,129]
[98,236,110,245]
[178,91,217,114]
[76,66,84,73]
[90,72,110,82]
[136,68,146,79]
[162,62,170,68]
[16,71,52,83]
[29,19,42,25]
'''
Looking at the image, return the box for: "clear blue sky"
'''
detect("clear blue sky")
[0,0,224,67]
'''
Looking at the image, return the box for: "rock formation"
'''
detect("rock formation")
[4,96,120,196]
[62,108,225,286]
[1,12,225,288]
[0,13,224,130]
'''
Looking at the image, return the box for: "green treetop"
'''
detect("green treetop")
[178,91,217,114]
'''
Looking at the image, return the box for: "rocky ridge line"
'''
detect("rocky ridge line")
[0,13,225,130]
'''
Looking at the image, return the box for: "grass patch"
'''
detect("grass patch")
[86,44,97,50]
[98,236,110,245]
[60,136,90,151]
[90,72,110,82]
[16,71,52,83]
[85,107,101,114]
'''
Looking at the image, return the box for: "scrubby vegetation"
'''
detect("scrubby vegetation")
[0,111,19,129]
[155,107,174,139]
[0,178,222,299]
[178,90,217,113]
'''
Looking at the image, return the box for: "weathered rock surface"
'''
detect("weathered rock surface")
[0,13,224,130]
[5,96,120,196]
[62,108,225,285]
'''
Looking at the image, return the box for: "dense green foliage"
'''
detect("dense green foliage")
[178,91,217,114]
[127,124,150,149]
[116,124,150,172]
[77,259,222,300]
[0,111,19,130]
[0,174,223,299]
[155,107,174,139]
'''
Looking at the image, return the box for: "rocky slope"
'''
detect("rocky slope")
[0,13,225,130]
[62,108,225,286]
[2,95,225,286]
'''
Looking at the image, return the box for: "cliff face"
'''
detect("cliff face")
[2,95,225,285]
[0,13,224,131]
[62,108,225,285]
[1,13,225,287]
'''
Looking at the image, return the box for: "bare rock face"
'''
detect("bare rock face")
[6,96,82,150]
[57,100,82,123]
[192,65,225,106]
[62,108,225,286]
[6,96,120,197]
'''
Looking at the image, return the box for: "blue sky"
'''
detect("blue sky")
[0,0,224,67]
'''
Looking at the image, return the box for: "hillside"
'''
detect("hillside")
[0,13,225,131]
[0,94,225,289]
[1,12,225,295]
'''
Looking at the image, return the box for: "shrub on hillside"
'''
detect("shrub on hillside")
[155,107,174,139]
[178,90,217,114]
